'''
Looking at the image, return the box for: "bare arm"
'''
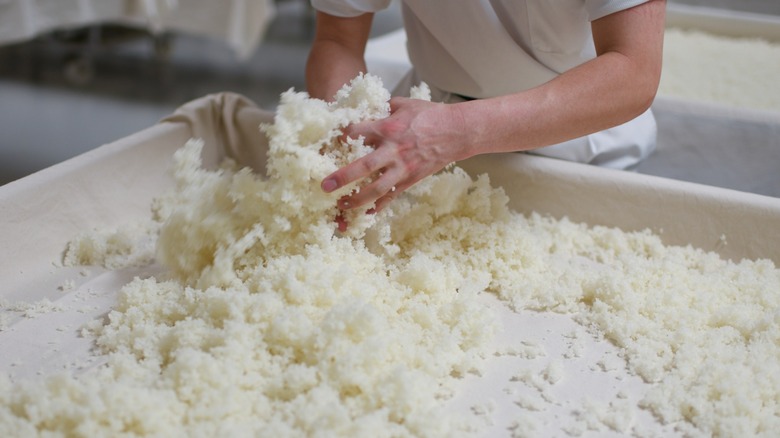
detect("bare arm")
[305,11,374,101]
[459,0,666,155]
[322,0,666,212]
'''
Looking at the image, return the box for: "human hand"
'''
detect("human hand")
[321,97,469,213]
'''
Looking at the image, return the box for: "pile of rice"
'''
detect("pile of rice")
[1,75,778,437]
[659,28,780,112]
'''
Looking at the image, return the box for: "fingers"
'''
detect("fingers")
[389,96,409,113]
[324,121,384,194]
[334,212,348,233]
[340,120,380,146]
[338,163,403,210]
[321,146,389,194]
[322,104,419,211]
[372,191,396,213]
[331,167,404,233]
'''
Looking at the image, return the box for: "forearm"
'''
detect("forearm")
[305,11,374,102]
[306,40,368,101]
[455,51,659,157]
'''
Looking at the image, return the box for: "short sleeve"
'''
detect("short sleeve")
[310,0,393,17]
[585,0,650,21]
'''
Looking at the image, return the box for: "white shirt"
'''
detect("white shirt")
[312,0,650,98]
[311,0,657,169]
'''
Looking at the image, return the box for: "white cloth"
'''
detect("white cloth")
[0,0,274,59]
[139,0,275,60]
[314,0,649,97]
[313,0,657,169]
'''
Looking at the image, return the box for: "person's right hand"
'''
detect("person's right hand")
[322,97,471,213]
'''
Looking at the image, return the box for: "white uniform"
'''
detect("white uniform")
[312,0,657,169]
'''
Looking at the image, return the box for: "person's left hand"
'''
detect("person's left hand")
[321,97,469,213]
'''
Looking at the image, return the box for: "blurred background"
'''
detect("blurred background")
[0,0,778,196]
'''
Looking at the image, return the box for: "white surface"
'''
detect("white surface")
[444,294,680,436]
[0,122,189,296]
[0,0,275,58]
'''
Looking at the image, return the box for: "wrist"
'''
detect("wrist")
[444,102,477,161]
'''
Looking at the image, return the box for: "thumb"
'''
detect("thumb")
[388,96,410,114]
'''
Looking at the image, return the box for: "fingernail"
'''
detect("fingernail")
[322,178,337,192]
